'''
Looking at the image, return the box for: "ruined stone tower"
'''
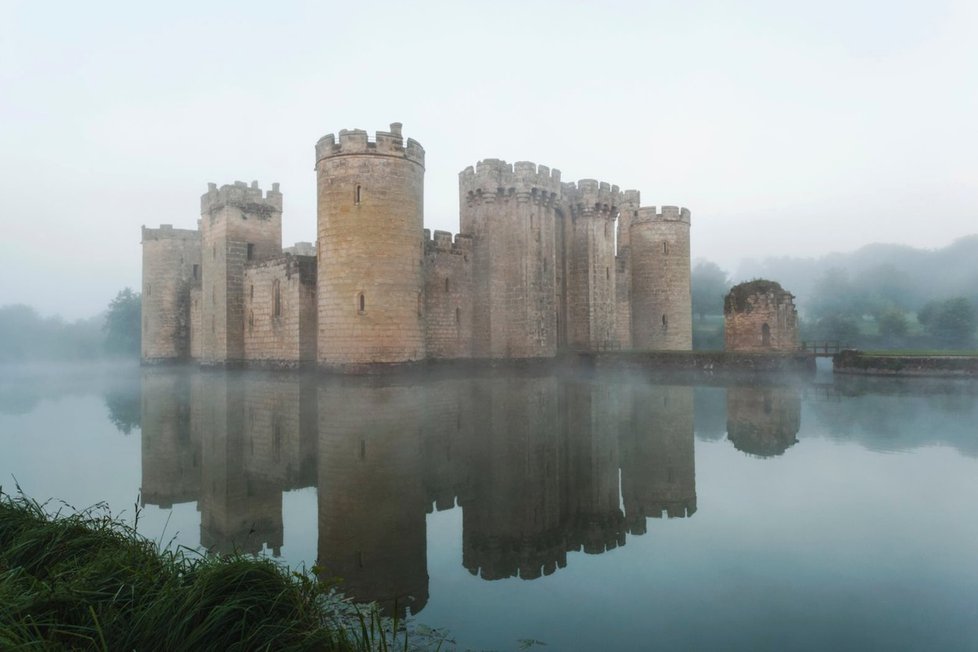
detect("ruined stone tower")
[459,160,561,358]
[199,181,283,365]
[315,124,426,367]
[141,225,201,362]
[724,280,799,352]
[630,207,692,350]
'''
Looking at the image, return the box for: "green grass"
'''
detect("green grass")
[0,488,449,651]
[858,350,978,357]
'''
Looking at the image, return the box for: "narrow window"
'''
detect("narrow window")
[355,185,361,205]
[606,267,609,281]
[661,314,668,329]
[455,307,461,325]
[246,243,254,260]
[273,279,281,317]
[248,310,254,332]
[663,241,669,255]
[146,283,152,296]
[250,284,254,300]
[445,277,450,293]
[359,440,366,460]
[192,264,199,280]
[762,323,771,347]
[358,293,365,314]
[212,245,216,259]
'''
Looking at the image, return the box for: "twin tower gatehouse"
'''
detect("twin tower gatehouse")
[141,123,692,369]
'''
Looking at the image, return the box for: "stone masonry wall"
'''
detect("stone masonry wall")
[459,160,560,358]
[141,226,200,361]
[423,230,474,359]
[561,180,621,351]
[243,254,317,366]
[630,207,692,351]
[724,282,799,352]
[200,181,283,365]
[316,124,426,367]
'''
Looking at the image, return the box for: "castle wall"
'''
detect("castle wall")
[724,283,800,352]
[189,287,202,360]
[459,160,560,358]
[560,181,621,351]
[141,226,200,362]
[199,181,283,365]
[614,191,640,350]
[423,230,474,359]
[243,254,317,366]
[630,207,692,351]
[316,124,426,367]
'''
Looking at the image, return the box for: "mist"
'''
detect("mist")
[2,0,977,320]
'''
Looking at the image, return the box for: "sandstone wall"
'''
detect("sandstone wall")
[560,180,621,351]
[316,124,426,367]
[630,207,692,351]
[141,226,200,361]
[423,230,474,359]
[724,283,799,352]
[459,160,560,358]
[243,254,317,366]
[614,191,640,349]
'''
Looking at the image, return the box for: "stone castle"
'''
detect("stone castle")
[141,123,692,368]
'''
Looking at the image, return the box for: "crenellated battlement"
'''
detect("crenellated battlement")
[201,180,283,217]
[632,206,691,225]
[314,122,425,167]
[459,159,562,205]
[562,179,622,218]
[424,228,474,256]
[141,224,200,242]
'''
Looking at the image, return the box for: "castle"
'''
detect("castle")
[141,123,692,369]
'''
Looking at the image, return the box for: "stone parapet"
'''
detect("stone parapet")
[201,181,282,217]
[460,159,562,206]
[315,122,425,168]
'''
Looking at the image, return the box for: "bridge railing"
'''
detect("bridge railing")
[800,340,844,355]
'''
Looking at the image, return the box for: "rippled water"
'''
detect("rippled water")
[2,363,977,651]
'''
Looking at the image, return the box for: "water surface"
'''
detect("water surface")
[2,363,977,651]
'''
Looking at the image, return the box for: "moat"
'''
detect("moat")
[2,364,977,651]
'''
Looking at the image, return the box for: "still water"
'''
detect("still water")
[2,363,977,651]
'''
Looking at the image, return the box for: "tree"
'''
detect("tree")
[104,288,141,356]
[877,308,909,347]
[691,260,731,321]
[919,298,977,349]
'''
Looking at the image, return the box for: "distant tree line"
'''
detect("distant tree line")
[0,289,141,363]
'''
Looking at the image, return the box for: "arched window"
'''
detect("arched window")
[358,293,365,314]
[762,323,771,347]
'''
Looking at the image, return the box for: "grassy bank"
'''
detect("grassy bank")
[0,489,437,651]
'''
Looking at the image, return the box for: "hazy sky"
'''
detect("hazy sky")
[2,0,976,319]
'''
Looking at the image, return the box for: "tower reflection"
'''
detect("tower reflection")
[139,369,702,616]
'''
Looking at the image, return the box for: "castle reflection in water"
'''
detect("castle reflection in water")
[140,370,801,615]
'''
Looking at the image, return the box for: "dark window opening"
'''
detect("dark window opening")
[445,277,450,293]
[663,241,669,255]
[606,267,609,281]
[456,307,461,325]
[359,440,366,460]
[762,323,771,347]
[246,243,255,260]
[355,185,361,205]
[358,293,365,314]
[273,280,281,317]
[192,264,199,280]
[250,284,254,299]
[661,314,668,329]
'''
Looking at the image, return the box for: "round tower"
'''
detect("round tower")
[315,123,426,367]
[630,206,692,350]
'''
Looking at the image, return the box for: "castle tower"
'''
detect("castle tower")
[629,206,692,350]
[141,225,201,362]
[614,191,640,349]
[559,180,621,351]
[459,160,561,358]
[724,280,799,352]
[315,123,426,368]
[199,181,283,366]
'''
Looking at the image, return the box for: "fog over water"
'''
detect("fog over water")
[2,364,977,650]
[2,0,977,319]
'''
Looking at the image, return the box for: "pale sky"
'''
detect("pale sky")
[2,0,976,319]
